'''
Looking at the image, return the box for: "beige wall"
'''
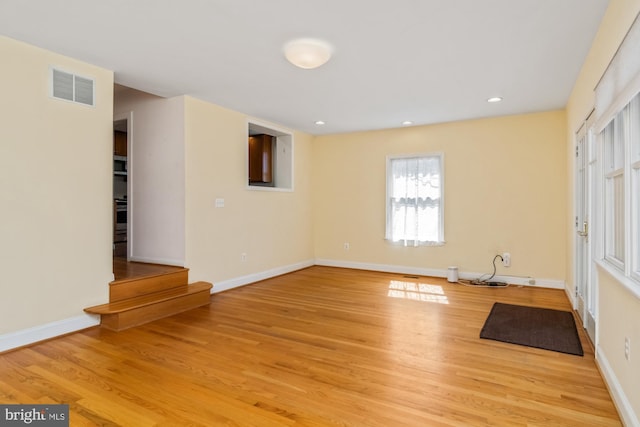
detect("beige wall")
[597,267,640,419]
[565,1,640,423]
[313,111,567,281]
[0,36,113,334]
[184,97,314,288]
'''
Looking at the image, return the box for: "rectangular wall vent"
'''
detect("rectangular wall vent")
[51,67,95,106]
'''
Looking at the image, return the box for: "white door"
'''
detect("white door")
[575,121,596,343]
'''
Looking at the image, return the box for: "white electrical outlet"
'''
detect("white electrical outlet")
[344,242,350,250]
[625,337,630,361]
[241,252,247,262]
[502,252,511,267]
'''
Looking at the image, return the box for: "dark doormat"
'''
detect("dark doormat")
[480,303,584,356]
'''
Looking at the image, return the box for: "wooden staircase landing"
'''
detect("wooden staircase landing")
[85,266,212,331]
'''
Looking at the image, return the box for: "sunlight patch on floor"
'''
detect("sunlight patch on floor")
[387,280,449,304]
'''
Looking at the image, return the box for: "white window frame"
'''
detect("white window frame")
[385,153,445,246]
[592,12,640,297]
[630,94,640,281]
[602,114,625,268]
[598,91,640,285]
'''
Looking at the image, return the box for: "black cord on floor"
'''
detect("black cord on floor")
[470,254,506,286]
[455,279,510,288]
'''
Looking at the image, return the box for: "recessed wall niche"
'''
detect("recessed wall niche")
[247,121,293,191]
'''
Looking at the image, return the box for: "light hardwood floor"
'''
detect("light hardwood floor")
[112,257,185,281]
[0,266,621,426]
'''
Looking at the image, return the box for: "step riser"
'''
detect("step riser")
[110,269,189,302]
[100,290,211,331]
[87,267,213,331]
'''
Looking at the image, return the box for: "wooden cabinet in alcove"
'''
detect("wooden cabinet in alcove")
[114,130,127,156]
[248,134,273,184]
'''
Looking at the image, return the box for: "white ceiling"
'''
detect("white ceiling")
[0,0,609,135]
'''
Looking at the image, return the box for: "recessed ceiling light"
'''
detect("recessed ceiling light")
[284,38,333,69]
[402,120,413,126]
[315,120,326,125]
[487,97,503,103]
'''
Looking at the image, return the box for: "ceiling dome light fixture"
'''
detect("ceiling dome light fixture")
[402,120,414,126]
[284,38,333,69]
[487,97,503,103]
[314,120,326,125]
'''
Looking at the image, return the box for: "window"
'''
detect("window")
[386,154,444,246]
[601,91,640,281]
[247,121,293,191]
[603,114,625,265]
[631,94,640,279]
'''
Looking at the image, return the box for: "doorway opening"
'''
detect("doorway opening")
[113,114,131,262]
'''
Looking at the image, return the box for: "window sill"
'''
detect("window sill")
[595,259,640,300]
[385,240,446,247]
[246,185,293,193]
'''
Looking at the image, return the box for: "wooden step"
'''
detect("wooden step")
[85,281,213,331]
[109,268,189,302]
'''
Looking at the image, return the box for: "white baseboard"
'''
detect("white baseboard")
[314,259,565,289]
[212,259,315,293]
[596,346,639,426]
[0,314,99,353]
[564,285,577,308]
[129,255,184,267]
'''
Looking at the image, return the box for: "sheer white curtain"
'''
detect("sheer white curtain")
[386,155,443,246]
